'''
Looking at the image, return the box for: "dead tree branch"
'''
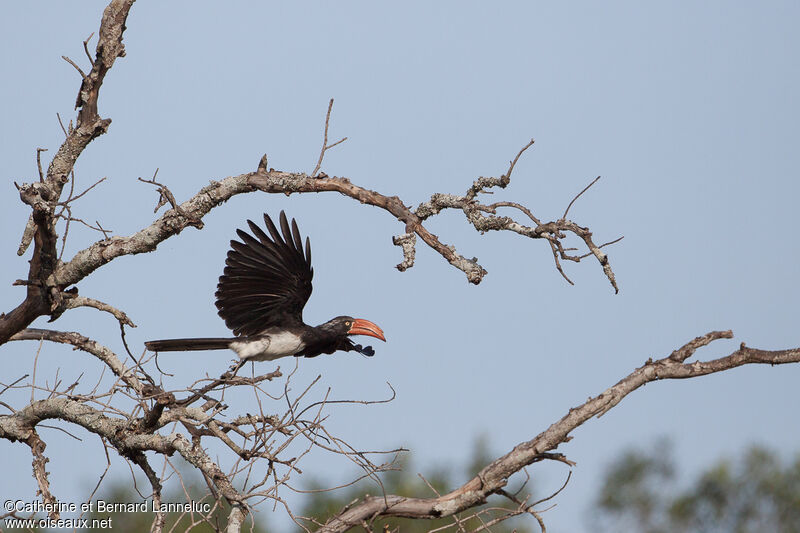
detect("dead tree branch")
[4,313,403,530]
[59,295,136,328]
[2,0,618,346]
[7,3,792,533]
[314,332,800,532]
[27,431,60,520]
[311,98,348,177]
[9,328,146,395]
[1,0,134,344]
[31,156,618,306]
[0,397,248,507]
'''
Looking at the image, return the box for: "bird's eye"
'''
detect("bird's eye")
[345,321,351,326]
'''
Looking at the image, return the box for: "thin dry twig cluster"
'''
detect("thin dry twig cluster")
[3,327,403,532]
[2,1,799,533]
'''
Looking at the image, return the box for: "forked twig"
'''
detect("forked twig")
[312,98,348,177]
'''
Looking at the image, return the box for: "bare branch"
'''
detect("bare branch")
[82,32,95,65]
[315,332,800,532]
[412,140,620,290]
[27,431,60,520]
[668,330,731,362]
[138,170,203,228]
[547,239,574,285]
[56,112,69,137]
[488,201,541,226]
[9,6,792,533]
[130,452,165,533]
[561,175,601,220]
[312,98,348,177]
[505,138,535,181]
[16,215,36,256]
[4,113,616,348]
[58,176,107,205]
[0,397,247,511]
[60,295,136,328]
[392,233,416,272]
[9,328,145,395]
[61,55,87,79]
[36,148,48,182]
[0,0,135,344]
[177,365,281,408]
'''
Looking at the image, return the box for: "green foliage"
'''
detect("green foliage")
[595,440,800,533]
[595,437,674,533]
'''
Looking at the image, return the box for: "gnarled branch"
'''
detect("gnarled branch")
[0,0,135,344]
[1,0,618,349]
[314,332,800,532]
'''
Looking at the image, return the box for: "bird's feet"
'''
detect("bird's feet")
[226,359,246,377]
[354,344,375,357]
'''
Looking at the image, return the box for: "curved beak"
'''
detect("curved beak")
[348,318,386,342]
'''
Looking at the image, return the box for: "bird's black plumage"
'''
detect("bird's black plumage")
[145,211,385,361]
[215,212,313,335]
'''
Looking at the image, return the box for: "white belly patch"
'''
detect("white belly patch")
[230,332,305,361]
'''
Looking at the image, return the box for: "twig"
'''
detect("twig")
[61,55,87,79]
[294,382,396,420]
[547,239,574,285]
[311,98,348,177]
[139,170,204,228]
[530,470,572,507]
[314,331,800,532]
[79,439,111,525]
[504,138,535,180]
[56,112,69,137]
[38,424,84,441]
[36,148,48,182]
[576,235,625,259]
[58,176,106,205]
[61,295,135,327]
[131,452,166,533]
[419,474,469,533]
[82,32,95,65]
[561,175,601,220]
[95,220,111,239]
[31,338,43,404]
[0,374,29,397]
[487,201,541,225]
[9,328,146,395]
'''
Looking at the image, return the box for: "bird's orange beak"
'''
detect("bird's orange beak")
[348,318,386,342]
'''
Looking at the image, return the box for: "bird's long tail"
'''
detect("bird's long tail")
[145,338,233,352]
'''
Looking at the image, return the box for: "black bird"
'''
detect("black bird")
[145,212,385,361]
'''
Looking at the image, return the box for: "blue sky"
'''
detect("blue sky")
[2,2,799,531]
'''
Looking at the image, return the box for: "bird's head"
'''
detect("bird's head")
[325,316,386,342]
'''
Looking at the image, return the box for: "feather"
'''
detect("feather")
[216,211,314,336]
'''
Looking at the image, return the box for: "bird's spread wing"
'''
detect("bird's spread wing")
[215,212,313,336]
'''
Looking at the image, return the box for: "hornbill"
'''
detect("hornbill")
[145,212,385,361]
